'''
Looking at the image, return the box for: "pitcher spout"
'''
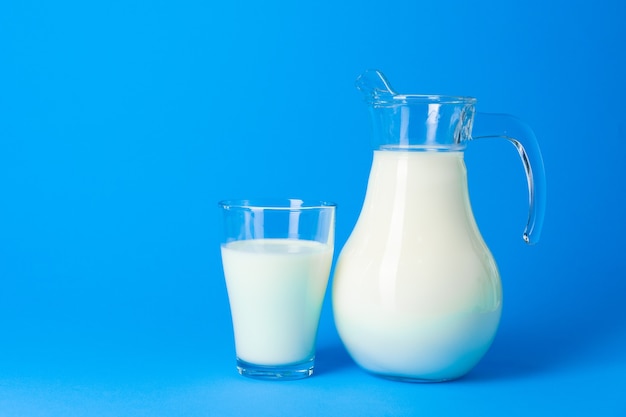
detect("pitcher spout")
[356,69,397,103]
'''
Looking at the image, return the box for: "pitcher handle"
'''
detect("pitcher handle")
[471,112,546,245]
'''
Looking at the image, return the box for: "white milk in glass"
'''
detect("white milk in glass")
[221,238,333,366]
[332,150,502,380]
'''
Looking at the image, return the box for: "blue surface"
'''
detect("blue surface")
[1,0,625,415]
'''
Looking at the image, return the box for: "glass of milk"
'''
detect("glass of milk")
[219,199,336,380]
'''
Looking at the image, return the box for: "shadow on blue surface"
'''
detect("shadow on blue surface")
[313,345,356,376]
[466,293,625,382]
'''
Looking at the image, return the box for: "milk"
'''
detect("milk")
[221,238,333,366]
[332,150,502,381]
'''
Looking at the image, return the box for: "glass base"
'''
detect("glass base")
[236,357,315,380]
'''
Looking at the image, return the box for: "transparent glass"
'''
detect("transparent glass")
[219,199,336,380]
[332,70,546,382]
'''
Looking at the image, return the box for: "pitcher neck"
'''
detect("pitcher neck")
[357,70,476,151]
[367,97,476,151]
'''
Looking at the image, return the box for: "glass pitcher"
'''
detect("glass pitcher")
[332,70,546,382]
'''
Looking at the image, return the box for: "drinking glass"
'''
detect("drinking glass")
[219,199,336,380]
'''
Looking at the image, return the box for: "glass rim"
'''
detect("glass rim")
[370,94,477,105]
[218,198,337,211]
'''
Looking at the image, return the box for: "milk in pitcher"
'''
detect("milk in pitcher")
[332,150,502,381]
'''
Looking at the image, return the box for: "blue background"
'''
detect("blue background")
[1,0,625,415]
